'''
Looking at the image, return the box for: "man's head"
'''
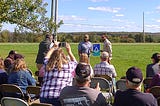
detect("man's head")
[45,33,53,42]
[75,63,91,85]
[151,53,160,63]
[84,34,89,42]
[100,52,109,61]
[101,33,107,42]
[8,50,17,58]
[126,66,143,89]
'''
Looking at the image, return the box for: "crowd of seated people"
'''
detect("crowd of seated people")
[1,35,160,106]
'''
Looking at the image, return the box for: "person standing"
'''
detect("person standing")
[40,42,77,106]
[35,34,53,71]
[101,33,112,60]
[113,66,158,106]
[78,34,93,58]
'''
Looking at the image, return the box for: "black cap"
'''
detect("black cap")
[75,63,91,80]
[9,50,16,55]
[126,66,143,84]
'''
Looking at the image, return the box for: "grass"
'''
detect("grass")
[0,43,160,80]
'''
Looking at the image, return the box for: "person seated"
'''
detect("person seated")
[79,53,94,77]
[93,52,117,93]
[8,58,36,93]
[0,57,8,85]
[113,66,158,106]
[4,50,17,73]
[146,53,160,77]
[0,57,8,100]
[60,63,108,106]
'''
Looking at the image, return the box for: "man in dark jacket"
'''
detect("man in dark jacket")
[113,66,158,106]
[35,34,53,70]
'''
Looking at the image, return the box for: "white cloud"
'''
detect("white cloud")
[88,6,121,13]
[115,14,124,17]
[157,19,160,22]
[112,19,124,22]
[156,6,160,10]
[90,0,109,2]
[59,15,87,21]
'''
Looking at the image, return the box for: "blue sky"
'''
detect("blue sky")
[2,0,160,32]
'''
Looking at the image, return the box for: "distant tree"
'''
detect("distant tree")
[0,0,63,33]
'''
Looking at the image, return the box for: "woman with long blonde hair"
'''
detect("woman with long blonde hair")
[40,42,77,106]
[8,58,36,93]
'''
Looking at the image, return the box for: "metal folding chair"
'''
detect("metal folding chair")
[26,86,41,104]
[143,77,152,92]
[149,86,160,98]
[1,97,29,106]
[0,84,26,100]
[116,79,127,91]
[90,77,113,104]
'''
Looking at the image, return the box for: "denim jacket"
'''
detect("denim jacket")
[8,70,36,93]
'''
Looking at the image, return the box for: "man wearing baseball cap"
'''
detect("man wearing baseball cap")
[113,66,158,106]
[60,63,108,106]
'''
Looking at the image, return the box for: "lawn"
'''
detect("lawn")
[0,43,160,80]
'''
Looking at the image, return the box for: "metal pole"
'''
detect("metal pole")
[51,0,55,39]
[54,0,58,41]
[143,12,145,43]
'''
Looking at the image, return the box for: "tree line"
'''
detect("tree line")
[0,30,160,43]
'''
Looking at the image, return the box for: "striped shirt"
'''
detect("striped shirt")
[40,59,77,98]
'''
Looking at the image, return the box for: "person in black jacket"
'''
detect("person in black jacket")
[35,34,53,71]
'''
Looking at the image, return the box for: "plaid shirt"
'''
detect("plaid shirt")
[40,59,77,98]
[93,61,117,78]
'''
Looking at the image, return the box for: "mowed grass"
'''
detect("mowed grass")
[0,43,160,80]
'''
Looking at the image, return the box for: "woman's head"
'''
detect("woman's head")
[0,57,4,69]
[13,58,27,71]
[151,53,160,63]
[46,48,67,71]
[79,53,89,64]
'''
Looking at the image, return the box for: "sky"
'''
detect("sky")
[2,0,160,33]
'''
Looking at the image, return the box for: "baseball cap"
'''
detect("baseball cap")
[75,63,91,80]
[101,52,109,59]
[9,50,16,55]
[126,66,143,84]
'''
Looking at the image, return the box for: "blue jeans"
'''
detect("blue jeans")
[40,97,61,106]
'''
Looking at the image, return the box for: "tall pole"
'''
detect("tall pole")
[143,12,145,43]
[51,0,55,39]
[54,0,58,41]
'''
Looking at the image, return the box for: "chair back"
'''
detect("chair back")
[26,86,41,104]
[0,84,25,99]
[90,77,110,91]
[1,97,29,106]
[157,97,160,106]
[150,86,160,98]
[143,77,152,92]
[30,103,52,106]
[116,79,127,91]
[94,74,112,81]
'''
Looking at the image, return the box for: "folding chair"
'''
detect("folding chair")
[90,77,113,104]
[157,97,160,106]
[30,103,52,106]
[26,86,41,104]
[143,77,152,92]
[1,97,29,106]
[149,86,160,98]
[0,84,27,101]
[94,74,115,94]
[116,79,127,91]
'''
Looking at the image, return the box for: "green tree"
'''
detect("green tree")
[0,0,63,33]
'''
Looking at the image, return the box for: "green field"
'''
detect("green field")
[0,43,160,80]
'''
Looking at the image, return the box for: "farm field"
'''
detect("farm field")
[0,43,160,80]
